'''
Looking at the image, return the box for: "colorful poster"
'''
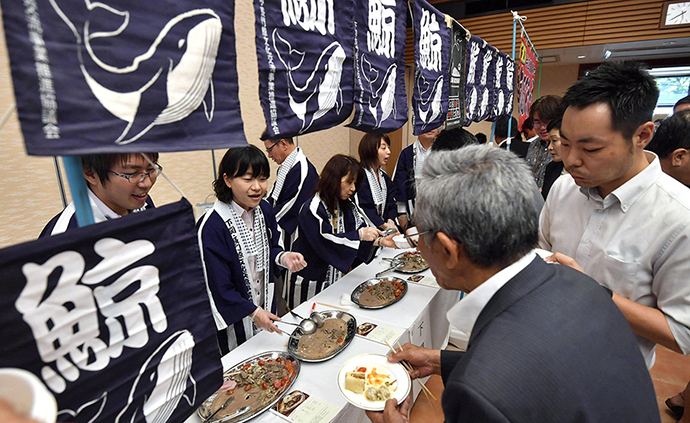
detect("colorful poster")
[463,35,497,126]
[347,0,408,134]
[255,0,355,139]
[412,0,450,135]
[517,29,537,131]
[1,0,247,155]
[445,19,467,130]
[0,199,223,423]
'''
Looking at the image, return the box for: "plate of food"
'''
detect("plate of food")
[337,354,411,411]
[393,251,429,273]
[197,351,299,423]
[351,277,407,309]
[287,310,356,362]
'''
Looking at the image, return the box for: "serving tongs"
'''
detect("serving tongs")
[376,259,403,277]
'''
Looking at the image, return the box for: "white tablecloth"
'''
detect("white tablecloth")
[185,248,460,423]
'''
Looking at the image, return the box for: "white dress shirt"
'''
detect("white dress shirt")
[447,251,537,338]
[539,154,690,368]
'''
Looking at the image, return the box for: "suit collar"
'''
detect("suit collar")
[468,256,554,346]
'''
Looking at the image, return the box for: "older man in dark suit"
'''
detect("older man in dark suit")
[366,145,659,423]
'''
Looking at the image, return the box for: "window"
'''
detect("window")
[649,67,690,117]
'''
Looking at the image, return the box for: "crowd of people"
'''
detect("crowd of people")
[38,61,690,422]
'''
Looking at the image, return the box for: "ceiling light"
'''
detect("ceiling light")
[604,50,612,59]
[577,55,586,59]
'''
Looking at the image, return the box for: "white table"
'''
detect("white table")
[186,248,460,423]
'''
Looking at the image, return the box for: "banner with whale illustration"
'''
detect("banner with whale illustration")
[1,0,246,155]
[346,0,407,134]
[412,0,450,136]
[490,51,515,121]
[255,0,355,139]
[0,199,223,423]
[517,29,537,131]
[445,19,467,130]
[463,35,497,126]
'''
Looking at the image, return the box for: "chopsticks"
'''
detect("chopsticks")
[384,341,438,403]
[314,301,349,311]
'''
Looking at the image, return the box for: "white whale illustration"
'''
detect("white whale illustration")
[116,330,197,423]
[48,0,222,144]
[273,29,345,133]
[362,56,397,129]
[416,74,443,130]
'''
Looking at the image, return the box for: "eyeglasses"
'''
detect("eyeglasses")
[266,140,281,153]
[109,164,162,184]
[403,229,431,240]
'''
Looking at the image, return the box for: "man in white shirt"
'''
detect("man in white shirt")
[40,153,160,237]
[392,125,440,229]
[367,146,658,423]
[540,62,690,369]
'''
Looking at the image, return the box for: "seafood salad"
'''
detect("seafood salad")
[296,318,348,360]
[396,251,428,272]
[358,279,405,307]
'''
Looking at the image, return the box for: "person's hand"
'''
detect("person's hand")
[405,227,420,248]
[383,220,398,232]
[252,308,282,334]
[545,252,584,273]
[282,252,307,272]
[365,396,411,423]
[378,234,398,249]
[387,343,441,379]
[360,227,383,241]
[398,215,409,231]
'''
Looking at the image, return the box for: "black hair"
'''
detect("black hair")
[431,127,479,151]
[358,133,390,169]
[646,110,690,158]
[81,153,159,185]
[494,116,522,141]
[530,95,563,123]
[317,155,364,214]
[474,133,487,144]
[213,145,271,203]
[563,61,659,140]
[674,95,690,113]
[260,128,294,144]
[521,116,534,137]
[546,117,562,132]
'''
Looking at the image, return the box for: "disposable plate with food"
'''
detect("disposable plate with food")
[287,310,357,362]
[351,277,408,309]
[337,354,411,411]
[197,351,300,423]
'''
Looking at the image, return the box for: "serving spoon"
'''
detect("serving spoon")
[275,319,317,335]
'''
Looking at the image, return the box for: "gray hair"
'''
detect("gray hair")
[415,145,539,268]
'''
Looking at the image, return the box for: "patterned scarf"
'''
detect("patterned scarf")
[269,147,300,204]
[364,167,387,217]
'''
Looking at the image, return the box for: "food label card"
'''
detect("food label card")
[356,322,405,346]
[407,274,439,288]
[271,390,339,423]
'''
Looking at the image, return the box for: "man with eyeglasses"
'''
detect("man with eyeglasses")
[524,95,563,191]
[261,131,318,251]
[40,153,160,237]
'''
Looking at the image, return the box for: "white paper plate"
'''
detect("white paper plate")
[336,354,411,411]
[0,368,57,423]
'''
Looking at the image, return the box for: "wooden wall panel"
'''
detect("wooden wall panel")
[404,0,690,62]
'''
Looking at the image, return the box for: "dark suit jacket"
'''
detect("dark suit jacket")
[439,257,659,423]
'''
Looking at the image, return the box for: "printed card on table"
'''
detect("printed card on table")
[356,322,405,346]
[272,390,339,423]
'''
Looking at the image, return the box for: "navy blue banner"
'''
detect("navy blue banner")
[255,0,355,139]
[463,35,498,125]
[412,0,449,135]
[347,0,407,134]
[0,199,222,423]
[1,0,246,155]
[445,20,467,130]
[491,51,515,120]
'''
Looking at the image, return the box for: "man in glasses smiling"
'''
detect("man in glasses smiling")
[40,153,160,237]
